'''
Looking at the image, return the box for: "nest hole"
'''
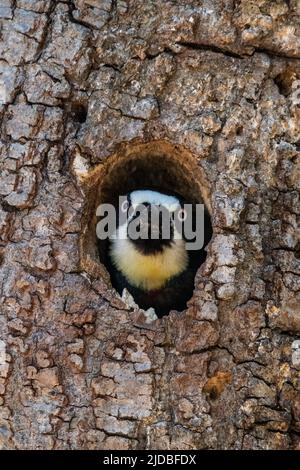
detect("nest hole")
[274,69,297,97]
[80,141,212,317]
[70,101,88,123]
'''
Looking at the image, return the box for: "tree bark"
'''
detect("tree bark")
[0,0,300,450]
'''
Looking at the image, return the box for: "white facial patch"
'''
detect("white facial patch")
[130,190,181,212]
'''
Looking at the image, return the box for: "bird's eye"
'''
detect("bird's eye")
[121,199,129,212]
[178,208,187,222]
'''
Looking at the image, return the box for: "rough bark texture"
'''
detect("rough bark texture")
[1,0,300,450]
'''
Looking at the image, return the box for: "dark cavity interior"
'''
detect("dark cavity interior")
[93,149,212,317]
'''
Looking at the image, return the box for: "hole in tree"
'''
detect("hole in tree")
[274,69,297,97]
[80,141,212,318]
[71,102,88,123]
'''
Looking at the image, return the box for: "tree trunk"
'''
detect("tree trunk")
[0,0,300,450]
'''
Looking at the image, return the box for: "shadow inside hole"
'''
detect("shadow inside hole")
[274,69,296,97]
[71,102,88,123]
[95,151,212,317]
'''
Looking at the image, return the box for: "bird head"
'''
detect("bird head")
[126,190,181,254]
[109,190,188,291]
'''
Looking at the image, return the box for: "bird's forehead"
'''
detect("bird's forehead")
[129,190,180,211]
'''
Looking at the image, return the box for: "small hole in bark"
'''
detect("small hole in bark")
[1,200,18,213]
[80,141,212,319]
[71,102,88,123]
[291,154,299,163]
[274,69,296,97]
[209,387,218,400]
